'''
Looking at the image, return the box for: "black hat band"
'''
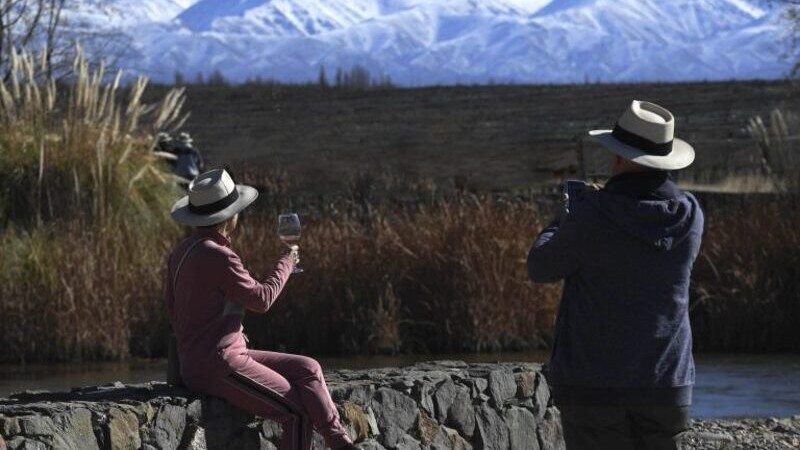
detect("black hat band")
[189,188,239,215]
[612,123,673,156]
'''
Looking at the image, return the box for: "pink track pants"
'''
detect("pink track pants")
[194,350,352,450]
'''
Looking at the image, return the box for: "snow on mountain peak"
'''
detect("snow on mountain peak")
[71,0,789,85]
[177,0,382,35]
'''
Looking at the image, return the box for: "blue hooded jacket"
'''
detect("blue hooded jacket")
[528,171,704,406]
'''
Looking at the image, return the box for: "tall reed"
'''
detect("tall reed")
[1,59,798,362]
[236,195,561,355]
[747,108,800,192]
[0,49,186,362]
[690,195,800,352]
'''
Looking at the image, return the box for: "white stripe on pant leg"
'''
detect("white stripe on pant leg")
[228,371,307,413]
[223,376,299,449]
[228,372,308,449]
[224,372,310,450]
[222,376,293,414]
[223,377,300,449]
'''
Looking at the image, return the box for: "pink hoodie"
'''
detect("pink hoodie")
[164,228,294,387]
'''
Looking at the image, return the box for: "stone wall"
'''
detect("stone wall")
[0,361,564,450]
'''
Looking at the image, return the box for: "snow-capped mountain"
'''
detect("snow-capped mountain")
[65,0,200,28]
[71,0,790,85]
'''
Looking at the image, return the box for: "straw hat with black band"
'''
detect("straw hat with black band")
[588,100,695,171]
[171,169,258,227]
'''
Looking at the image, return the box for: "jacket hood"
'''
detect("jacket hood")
[581,172,701,251]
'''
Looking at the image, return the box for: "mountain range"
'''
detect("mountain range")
[64,0,791,85]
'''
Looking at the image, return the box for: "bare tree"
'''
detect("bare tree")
[43,0,64,79]
[0,0,131,82]
[0,0,64,80]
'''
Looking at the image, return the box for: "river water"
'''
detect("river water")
[0,353,797,419]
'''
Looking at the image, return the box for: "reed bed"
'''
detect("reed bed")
[1,54,798,362]
[235,196,561,355]
[0,49,186,362]
[690,195,800,352]
[223,186,800,358]
[2,171,799,362]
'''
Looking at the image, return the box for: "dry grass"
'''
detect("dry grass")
[690,195,800,352]
[230,187,800,357]
[1,61,798,362]
[236,195,561,355]
[145,80,800,193]
[1,167,799,361]
[678,175,782,194]
[746,108,800,192]
[0,49,186,363]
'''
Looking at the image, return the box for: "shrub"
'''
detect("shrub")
[237,195,561,355]
[690,195,800,352]
[0,49,185,362]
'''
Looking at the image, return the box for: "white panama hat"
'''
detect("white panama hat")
[170,169,258,227]
[588,100,695,171]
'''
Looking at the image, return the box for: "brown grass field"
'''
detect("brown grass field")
[1,72,798,363]
[147,80,800,193]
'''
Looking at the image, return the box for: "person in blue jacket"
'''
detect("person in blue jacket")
[173,132,205,182]
[528,100,704,450]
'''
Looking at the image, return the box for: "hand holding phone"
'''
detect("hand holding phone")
[562,180,589,214]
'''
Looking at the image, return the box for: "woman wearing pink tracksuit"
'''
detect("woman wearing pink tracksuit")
[166,169,355,450]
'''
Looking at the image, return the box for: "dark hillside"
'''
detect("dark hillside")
[146,81,800,192]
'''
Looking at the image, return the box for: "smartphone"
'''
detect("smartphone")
[562,180,589,214]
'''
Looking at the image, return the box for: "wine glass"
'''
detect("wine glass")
[277,213,303,273]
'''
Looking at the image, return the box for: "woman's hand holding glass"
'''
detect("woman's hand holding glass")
[278,213,303,274]
[287,245,300,266]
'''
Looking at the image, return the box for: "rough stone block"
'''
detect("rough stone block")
[6,436,46,450]
[371,387,420,445]
[395,433,422,450]
[330,383,375,406]
[488,370,516,407]
[365,406,379,437]
[53,408,98,450]
[0,417,20,437]
[17,416,55,437]
[141,404,186,450]
[357,440,386,450]
[533,375,550,420]
[412,381,436,417]
[415,411,440,446]
[261,420,282,440]
[107,407,141,450]
[446,386,475,438]
[504,407,540,450]
[0,362,564,450]
[186,400,203,424]
[474,404,509,450]
[433,379,457,423]
[183,425,206,450]
[442,426,472,450]
[342,402,371,442]
[537,408,565,450]
[514,372,537,399]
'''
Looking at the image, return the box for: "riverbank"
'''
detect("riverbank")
[1,361,798,450]
[0,361,563,450]
[4,353,799,420]
[684,416,800,450]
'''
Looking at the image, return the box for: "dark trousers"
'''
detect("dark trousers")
[557,404,689,450]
